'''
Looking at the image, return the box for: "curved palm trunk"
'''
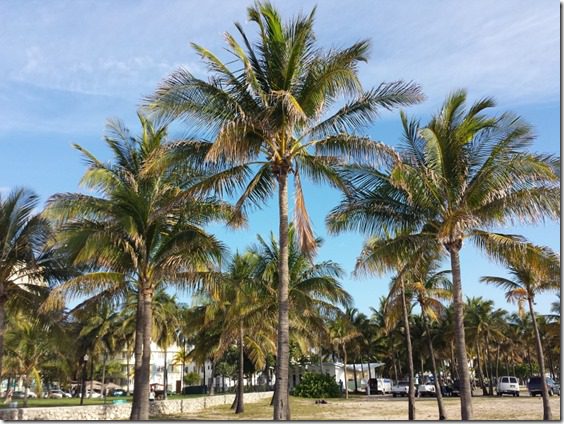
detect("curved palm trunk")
[528,297,552,420]
[130,291,145,420]
[400,280,416,420]
[273,171,290,420]
[235,320,245,414]
[447,244,473,420]
[138,288,153,420]
[422,313,446,420]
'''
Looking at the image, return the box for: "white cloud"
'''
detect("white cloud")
[0,0,558,112]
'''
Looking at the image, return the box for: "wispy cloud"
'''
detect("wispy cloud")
[0,0,558,131]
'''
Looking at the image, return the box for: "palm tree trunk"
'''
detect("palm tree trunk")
[126,340,131,396]
[528,297,552,420]
[138,288,153,420]
[447,243,473,420]
[209,359,215,395]
[485,335,494,396]
[353,363,358,393]
[273,170,290,421]
[495,345,500,383]
[343,345,349,399]
[101,351,107,403]
[475,340,487,396]
[89,356,94,396]
[235,320,244,414]
[163,347,168,400]
[422,313,446,420]
[131,291,145,420]
[400,280,416,420]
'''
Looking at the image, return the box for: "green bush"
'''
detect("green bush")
[292,372,341,398]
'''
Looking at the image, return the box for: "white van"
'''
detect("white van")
[496,376,520,396]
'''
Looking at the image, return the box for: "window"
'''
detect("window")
[509,378,517,384]
[501,377,508,383]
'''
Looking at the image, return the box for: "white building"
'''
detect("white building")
[111,342,215,394]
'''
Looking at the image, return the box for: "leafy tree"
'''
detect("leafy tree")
[148,2,422,418]
[327,90,560,419]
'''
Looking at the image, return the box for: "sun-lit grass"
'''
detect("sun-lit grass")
[155,395,561,421]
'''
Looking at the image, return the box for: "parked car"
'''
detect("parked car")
[391,381,410,397]
[48,389,72,399]
[367,378,392,394]
[82,390,102,399]
[553,383,560,396]
[417,377,436,397]
[496,376,520,397]
[528,376,557,397]
[12,390,37,399]
[111,389,127,397]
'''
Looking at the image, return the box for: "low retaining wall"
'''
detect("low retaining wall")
[0,391,273,421]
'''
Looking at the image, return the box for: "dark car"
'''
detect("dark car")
[111,389,127,397]
[527,376,557,397]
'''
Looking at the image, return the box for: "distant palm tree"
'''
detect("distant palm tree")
[45,115,229,420]
[0,188,63,390]
[481,244,560,420]
[327,90,560,419]
[148,2,422,418]
[329,313,361,400]
[410,266,451,420]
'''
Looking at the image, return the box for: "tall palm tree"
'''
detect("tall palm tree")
[481,244,560,420]
[327,90,560,419]
[148,3,422,418]
[45,114,229,420]
[0,188,63,387]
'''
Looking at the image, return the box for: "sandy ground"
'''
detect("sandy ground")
[158,394,562,421]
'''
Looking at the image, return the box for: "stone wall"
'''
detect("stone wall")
[0,391,273,421]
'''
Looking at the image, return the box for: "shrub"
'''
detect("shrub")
[292,372,341,398]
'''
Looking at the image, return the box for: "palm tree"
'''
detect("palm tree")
[45,115,229,420]
[153,292,180,400]
[481,244,560,420]
[0,188,63,387]
[465,297,506,396]
[329,312,361,399]
[148,3,422,418]
[410,266,451,420]
[327,90,560,419]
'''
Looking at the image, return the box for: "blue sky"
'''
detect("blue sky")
[0,0,559,315]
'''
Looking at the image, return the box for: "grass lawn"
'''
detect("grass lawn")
[0,393,206,409]
[156,395,562,421]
